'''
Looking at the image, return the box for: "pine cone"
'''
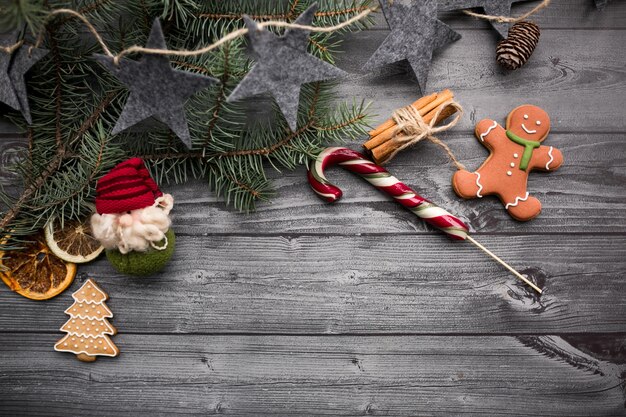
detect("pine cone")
[496,21,541,70]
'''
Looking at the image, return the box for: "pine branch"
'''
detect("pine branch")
[0,89,120,240]
[0,0,373,240]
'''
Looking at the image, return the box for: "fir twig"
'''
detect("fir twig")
[0,0,373,240]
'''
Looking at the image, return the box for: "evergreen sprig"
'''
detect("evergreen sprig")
[0,0,372,250]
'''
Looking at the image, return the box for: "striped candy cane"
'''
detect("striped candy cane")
[307,147,543,294]
[307,147,470,240]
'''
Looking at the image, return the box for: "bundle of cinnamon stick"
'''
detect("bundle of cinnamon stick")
[363,89,459,165]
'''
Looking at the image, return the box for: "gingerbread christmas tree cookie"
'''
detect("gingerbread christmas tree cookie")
[54,279,119,362]
[452,105,563,221]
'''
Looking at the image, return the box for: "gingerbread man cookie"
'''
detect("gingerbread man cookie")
[452,105,563,221]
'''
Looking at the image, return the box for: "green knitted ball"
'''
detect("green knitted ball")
[106,229,176,276]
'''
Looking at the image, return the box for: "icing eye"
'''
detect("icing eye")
[523,114,529,119]
[535,120,541,126]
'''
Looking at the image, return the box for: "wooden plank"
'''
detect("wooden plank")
[1,234,624,334]
[161,132,626,235]
[3,131,623,235]
[0,334,624,416]
[2,28,626,135]
[334,29,626,133]
[441,0,626,29]
[0,137,27,187]
[364,0,626,30]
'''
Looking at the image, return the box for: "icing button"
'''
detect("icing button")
[513,153,519,158]
[510,162,515,167]
[507,171,513,176]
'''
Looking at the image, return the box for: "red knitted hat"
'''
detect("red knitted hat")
[95,158,163,214]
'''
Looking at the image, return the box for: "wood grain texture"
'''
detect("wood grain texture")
[3,26,626,136]
[1,131,624,234]
[1,334,624,416]
[1,234,624,334]
[165,132,625,235]
[410,0,626,30]
[1,1,625,415]
[333,29,626,133]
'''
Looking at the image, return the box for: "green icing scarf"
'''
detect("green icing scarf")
[506,130,541,171]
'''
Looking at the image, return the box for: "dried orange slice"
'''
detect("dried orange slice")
[0,232,77,300]
[45,216,103,264]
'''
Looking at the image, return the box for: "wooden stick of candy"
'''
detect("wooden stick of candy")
[308,147,542,294]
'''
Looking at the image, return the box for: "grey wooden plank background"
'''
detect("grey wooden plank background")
[1,1,626,416]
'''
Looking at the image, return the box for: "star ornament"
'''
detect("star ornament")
[94,19,218,148]
[226,4,347,131]
[439,0,532,38]
[363,0,461,94]
[0,31,47,124]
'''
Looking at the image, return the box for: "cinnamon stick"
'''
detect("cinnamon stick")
[368,90,459,164]
[364,90,454,151]
[417,89,453,119]
[370,104,457,165]
[363,127,397,150]
[423,102,457,126]
[367,92,437,138]
[371,134,407,164]
[364,122,402,150]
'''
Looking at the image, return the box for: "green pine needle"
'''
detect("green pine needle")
[0,0,373,249]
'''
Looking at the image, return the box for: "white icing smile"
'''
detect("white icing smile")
[521,123,536,134]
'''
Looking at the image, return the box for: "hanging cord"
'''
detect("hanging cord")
[1,6,376,62]
[0,40,24,55]
[462,0,551,24]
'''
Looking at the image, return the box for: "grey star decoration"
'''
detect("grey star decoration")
[0,31,48,124]
[362,0,461,94]
[439,0,532,39]
[0,32,21,114]
[94,19,218,148]
[9,44,48,124]
[226,4,347,131]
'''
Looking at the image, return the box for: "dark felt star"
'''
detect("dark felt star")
[226,4,347,131]
[9,44,48,124]
[439,0,530,38]
[0,32,22,114]
[94,19,218,148]
[362,0,461,94]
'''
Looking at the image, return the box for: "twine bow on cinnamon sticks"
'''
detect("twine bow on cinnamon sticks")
[363,89,465,167]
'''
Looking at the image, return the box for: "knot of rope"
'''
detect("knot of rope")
[384,100,465,169]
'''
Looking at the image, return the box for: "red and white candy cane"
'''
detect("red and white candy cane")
[309,147,469,240]
[308,147,542,294]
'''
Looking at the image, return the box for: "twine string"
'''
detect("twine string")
[462,0,551,24]
[113,7,375,64]
[0,6,375,63]
[0,40,24,55]
[31,8,114,56]
[387,101,465,169]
